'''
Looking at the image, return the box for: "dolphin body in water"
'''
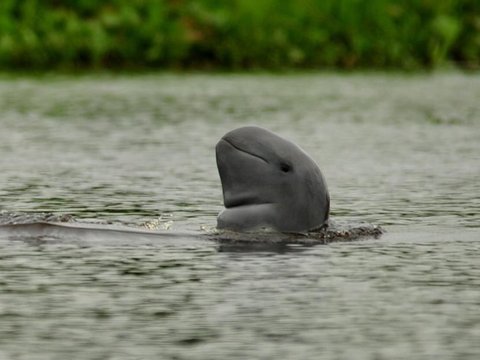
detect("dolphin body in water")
[216,126,330,233]
[0,126,383,245]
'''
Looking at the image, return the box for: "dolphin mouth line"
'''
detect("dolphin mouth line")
[220,138,269,164]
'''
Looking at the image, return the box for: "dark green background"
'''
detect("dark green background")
[0,0,478,70]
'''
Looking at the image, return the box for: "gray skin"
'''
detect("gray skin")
[216,126,330,233]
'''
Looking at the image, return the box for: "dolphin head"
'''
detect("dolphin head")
[216,126,329,233]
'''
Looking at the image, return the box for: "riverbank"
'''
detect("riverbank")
[1,0,478,71]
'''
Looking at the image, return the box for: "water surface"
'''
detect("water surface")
[0,73,479,359]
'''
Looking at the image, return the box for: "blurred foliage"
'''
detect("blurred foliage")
[0,0,478,70]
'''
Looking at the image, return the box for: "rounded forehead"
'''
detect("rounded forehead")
[223,126,287,144]
[223,126,311,163]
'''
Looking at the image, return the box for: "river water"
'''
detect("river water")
[0,73,479,359]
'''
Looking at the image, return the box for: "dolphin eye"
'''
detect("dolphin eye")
[280,163,291,173]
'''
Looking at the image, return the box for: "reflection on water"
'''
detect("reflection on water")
[0,73,479,359]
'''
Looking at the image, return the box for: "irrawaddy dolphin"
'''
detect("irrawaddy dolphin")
[0,126,386,244]
[216,126,330,233]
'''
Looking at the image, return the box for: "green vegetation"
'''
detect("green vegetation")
[0,0,479,70]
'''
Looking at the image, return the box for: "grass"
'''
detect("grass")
[0,0,478,70]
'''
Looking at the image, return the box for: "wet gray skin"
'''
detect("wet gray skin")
[216,126,330,233]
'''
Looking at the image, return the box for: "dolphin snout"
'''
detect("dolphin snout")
[218,138,269,164]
